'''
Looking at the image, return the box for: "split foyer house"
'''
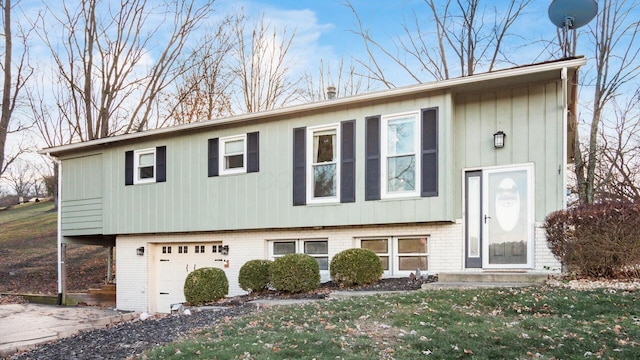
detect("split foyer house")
[42,58,585,313]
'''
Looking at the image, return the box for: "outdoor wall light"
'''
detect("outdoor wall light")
[136,247,145,256]
[221,245,229,255]
[493,131,506,148]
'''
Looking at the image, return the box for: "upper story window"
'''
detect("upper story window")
[134,148,156,184]
[125,146,167,186]
[293,120,355,206]
[382,112,420,198]
[220,134,246,175]
[307,124,340,203]
[365,107,438,201]
[208,132,259,177]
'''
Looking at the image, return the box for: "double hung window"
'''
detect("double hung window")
[134,149,156,184]
[382,112,420,198]
[125,146,166,185]
[220,135,246,175]
[307,125,339,202]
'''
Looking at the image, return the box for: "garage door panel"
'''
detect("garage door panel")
[155,242,225,313]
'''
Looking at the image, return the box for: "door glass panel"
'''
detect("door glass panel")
[467,176,481,258]
[304,241,328,255]
[487,169,529,265]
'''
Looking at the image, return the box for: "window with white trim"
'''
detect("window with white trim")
[381,112,420,198]
[360,238,390,272]
[307,124,340,203]
[134,148,156,184]
[220,134,246,175]
[270,239,329,271]
[359,236,429,275]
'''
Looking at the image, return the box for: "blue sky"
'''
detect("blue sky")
[211,0,575,84]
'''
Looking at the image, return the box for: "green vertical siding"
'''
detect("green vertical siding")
[61,153,103,235]
[453,81,564,221]
[97,93,454,234]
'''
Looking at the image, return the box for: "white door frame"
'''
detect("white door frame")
[481,164,535,269]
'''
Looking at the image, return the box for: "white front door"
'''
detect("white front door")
[465,165,534,269]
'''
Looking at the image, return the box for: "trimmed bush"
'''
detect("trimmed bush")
[183,267,228,305]
[330,248,384,286]
[270,254,320,293]
[238,259,273,293]
[544,202,640,279]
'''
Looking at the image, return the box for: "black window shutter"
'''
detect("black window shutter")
[247,132,259,173]
[421,107,438,197]
[156,146,167,183]
[365,115,381,201]
[208,138,219,177]
[340,120,356,203]
[125,151,134,186]
[292,127,306,206]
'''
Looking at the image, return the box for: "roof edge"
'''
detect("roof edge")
[41,57,586,157]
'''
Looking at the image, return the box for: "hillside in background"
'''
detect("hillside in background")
[0,201,108,294]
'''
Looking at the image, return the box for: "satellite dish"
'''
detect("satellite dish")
[548,0,598,29]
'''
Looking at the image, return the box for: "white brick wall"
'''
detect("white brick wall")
[115,221,560,313]
[534,222,562,272]
[116,236,149,312]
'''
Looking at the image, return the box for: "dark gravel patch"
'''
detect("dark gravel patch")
[9,276,436,360]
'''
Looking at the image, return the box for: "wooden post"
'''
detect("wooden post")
[107,246,114,283]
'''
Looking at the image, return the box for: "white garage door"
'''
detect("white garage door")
[155,242,225,313]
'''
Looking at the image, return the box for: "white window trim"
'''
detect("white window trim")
[219,134,247,175]
[306,124,340,204]
[358,236,429,277]
[133,148,156,185]
[357,238,392,277]
[394,237,429,275]
[268,239,330,273]
[381,111,421,199]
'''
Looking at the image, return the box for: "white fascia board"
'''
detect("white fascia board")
[40,58,586,157]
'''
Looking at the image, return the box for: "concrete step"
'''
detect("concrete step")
[437,272,548,284]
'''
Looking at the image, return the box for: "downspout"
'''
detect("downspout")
[47,153,64,305]
[561,68,568,210]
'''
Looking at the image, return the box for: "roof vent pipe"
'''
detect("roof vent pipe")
[326,85,336,100]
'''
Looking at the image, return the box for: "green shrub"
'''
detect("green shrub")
[183,267,228,305]
[330,248,384,286]
[270,254,320,293]
[544,202,640,279]
[238,259,273,293]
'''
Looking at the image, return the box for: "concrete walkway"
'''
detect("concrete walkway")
[0,303,137,358]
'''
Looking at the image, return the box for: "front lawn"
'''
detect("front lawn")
[147,286,639,359]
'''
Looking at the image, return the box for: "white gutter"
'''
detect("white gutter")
[40,57,587,156]
[561,68,569,210]
[46,153,63,303]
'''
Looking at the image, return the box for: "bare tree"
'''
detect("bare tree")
[302,58,374,102]
[34,0,213,141]
[570,0,640,204]
[0,0,33,178]
[160,15,236,126]
[230,12,301,113]
[2,159,34,198]
[589,89,640,202]
[346,0,532,87]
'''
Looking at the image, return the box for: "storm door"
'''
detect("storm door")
[465,165,534,269]
[482,165,534,268]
